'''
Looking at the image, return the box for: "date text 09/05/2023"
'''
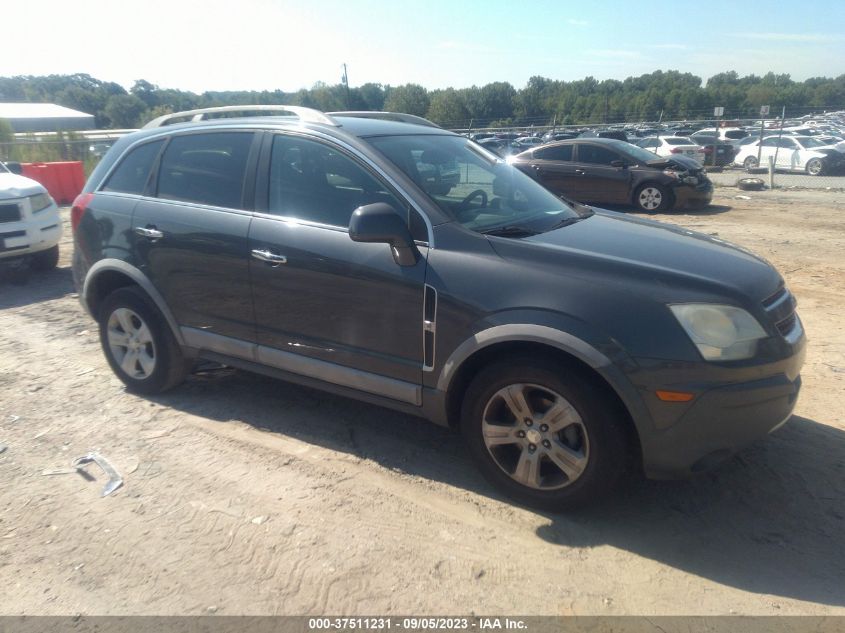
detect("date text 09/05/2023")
[307,618,528,630]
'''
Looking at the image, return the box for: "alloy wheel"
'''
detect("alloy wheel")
[481,383,589,490]
[106,308,157,380]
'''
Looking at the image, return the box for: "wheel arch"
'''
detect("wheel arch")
[82,259,185,346]
[437,326,648,466]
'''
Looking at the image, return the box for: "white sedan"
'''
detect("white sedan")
[635,137,706,164]
[734,135,845,175]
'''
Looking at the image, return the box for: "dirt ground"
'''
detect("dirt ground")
[0,188,843,616]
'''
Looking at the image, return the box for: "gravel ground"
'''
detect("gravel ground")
[0,188,843,615]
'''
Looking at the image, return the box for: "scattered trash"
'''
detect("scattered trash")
[7,415,19,423]
[72,452,124,497]
[735,195,752,200]
[42,468,82,476]
[33,429,51,440]
[206,606,218,614]
[76,330,89,336]
[0,444,7,455]
[251,516,268,525]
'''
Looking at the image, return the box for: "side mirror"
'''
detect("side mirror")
[349,202,419,267]
[4,161,22,175]
[610,160,626,168]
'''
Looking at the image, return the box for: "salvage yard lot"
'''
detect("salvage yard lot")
[0,189,843,615]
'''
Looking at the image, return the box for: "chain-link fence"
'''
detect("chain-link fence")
[0,136,120,176]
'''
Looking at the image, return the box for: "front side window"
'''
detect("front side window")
[367,134,581,233]
[102,140,164,195]
[157,132,253,209]
[578,144,621,165]
[268,135,405,228]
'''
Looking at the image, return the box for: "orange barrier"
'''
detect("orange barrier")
[20,161,86,205]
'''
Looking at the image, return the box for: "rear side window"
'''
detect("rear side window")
[534,145,573,161]
[102,140,164,195]
[577,145,619,165]
[157,132,253,209]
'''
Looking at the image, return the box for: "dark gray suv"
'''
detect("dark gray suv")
[72,106,805,509]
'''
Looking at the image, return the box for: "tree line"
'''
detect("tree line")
[1,70,844,130]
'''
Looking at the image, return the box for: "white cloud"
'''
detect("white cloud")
[567,19,589,26]
[733,32,842,43]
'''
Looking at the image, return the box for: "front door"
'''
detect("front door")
[248,133,428,402]
[574,143,632,204]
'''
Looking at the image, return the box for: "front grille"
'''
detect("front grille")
[0,203,21,223]
[762,285,799,339]
[776,313,797,336]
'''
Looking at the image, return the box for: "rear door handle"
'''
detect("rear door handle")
[251,249,287,266]
[134,226,163,241]
[575,169,586,175]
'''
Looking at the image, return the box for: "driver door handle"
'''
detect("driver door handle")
[575,169,586,175]
[251,249,287,266]
[134,226,163,241]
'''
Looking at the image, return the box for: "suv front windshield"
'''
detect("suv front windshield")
[367,134,582,233]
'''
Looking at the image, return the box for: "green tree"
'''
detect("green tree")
[384,84,430,117]
[104,94,149,128]
[426,88,470,126]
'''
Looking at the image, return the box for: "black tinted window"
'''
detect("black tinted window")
[157,132,253,209]
[534,145,573,161]
[578,145,619,165]
[269,135,404,227]
[102,140,164,194]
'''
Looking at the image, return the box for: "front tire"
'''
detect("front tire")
[460,358,629,510]
[634,183,672,213]
[30,245,59,271]
[98,286,188,394]
[806,158,824,176]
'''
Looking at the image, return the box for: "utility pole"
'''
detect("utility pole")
[341,64,351,110]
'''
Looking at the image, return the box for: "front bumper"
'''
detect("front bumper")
[0,200,62,260]
[632,329,806,479]
[673,180,713,210]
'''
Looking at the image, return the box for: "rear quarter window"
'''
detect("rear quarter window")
[101,140,164,195]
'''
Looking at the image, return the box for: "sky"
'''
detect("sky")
[4,0,845,93]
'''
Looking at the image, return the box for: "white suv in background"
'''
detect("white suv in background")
[0,161,62,270]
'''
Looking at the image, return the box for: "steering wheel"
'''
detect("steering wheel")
[457,189,488,214]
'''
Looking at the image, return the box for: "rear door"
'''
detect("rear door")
[574,143,632,204]
[523,144,582,198]
[248,132,428,401]
[131,130,259,342]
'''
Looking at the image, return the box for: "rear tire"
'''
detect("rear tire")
[98,286,188,394]
[30,245,59,271]
[743,156,759,171]
[460,358,629,510]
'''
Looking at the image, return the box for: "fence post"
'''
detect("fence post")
[768,156,775,189]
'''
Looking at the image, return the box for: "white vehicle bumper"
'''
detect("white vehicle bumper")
[0,198,63,260]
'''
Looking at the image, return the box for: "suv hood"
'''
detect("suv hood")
[0,172,47,199]
[500,210,780,302]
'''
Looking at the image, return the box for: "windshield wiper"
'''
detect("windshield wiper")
[481,225,539,237]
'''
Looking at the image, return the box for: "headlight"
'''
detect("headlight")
[669,304,767,361]
[29,192,53,213]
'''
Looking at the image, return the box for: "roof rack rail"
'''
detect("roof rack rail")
[142,105,338,129]
[328,111,441,129]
